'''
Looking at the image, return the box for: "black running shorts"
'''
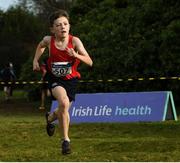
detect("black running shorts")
[47,73,78,102]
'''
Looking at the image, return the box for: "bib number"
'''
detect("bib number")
[51,62,72,77]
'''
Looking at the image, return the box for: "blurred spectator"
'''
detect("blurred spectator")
[39,58,50,110]
[0,62,16,101]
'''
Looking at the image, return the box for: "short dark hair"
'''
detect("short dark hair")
[49,10,69,27]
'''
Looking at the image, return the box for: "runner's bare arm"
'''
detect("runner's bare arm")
[67,37,93,67]
[33,36,51,71]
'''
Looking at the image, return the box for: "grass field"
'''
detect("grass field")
[0,90,180,161]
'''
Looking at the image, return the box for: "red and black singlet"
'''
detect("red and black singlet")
[47,35,81,80]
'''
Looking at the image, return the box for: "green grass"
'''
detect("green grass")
[0,90,180,161]
[0,109,180,161]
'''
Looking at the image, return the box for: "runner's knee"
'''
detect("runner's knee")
[58,97,70,112]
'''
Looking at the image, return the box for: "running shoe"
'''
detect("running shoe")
[62,140,71,155]
[45,112,55,136]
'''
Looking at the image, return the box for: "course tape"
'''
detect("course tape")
[0,76,180,85]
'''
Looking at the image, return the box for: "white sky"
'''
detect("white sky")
[0,0,18,11]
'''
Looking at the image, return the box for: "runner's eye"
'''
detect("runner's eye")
[56,24,61,27]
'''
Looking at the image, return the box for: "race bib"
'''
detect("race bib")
[51,62,72,77]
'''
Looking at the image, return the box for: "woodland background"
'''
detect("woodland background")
[0,0,180,103]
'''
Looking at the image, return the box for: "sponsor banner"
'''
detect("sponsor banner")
[50,91,177,123]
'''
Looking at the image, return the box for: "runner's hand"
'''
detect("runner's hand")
[33,60,40,71]
[66,47,77,58]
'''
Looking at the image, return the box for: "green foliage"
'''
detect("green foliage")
[69,0,180,94]
[1,0,180,97]
[159,20,180,75]
[0,6,46,76]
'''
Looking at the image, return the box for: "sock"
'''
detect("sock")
[62,138,70,142]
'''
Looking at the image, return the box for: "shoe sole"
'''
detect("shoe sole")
[45,113,55,136]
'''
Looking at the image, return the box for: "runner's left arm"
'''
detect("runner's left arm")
[66,37,93,67]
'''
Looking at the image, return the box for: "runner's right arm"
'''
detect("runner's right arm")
[33,36,50,71]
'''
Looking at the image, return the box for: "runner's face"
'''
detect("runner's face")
[52,16,70,38]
